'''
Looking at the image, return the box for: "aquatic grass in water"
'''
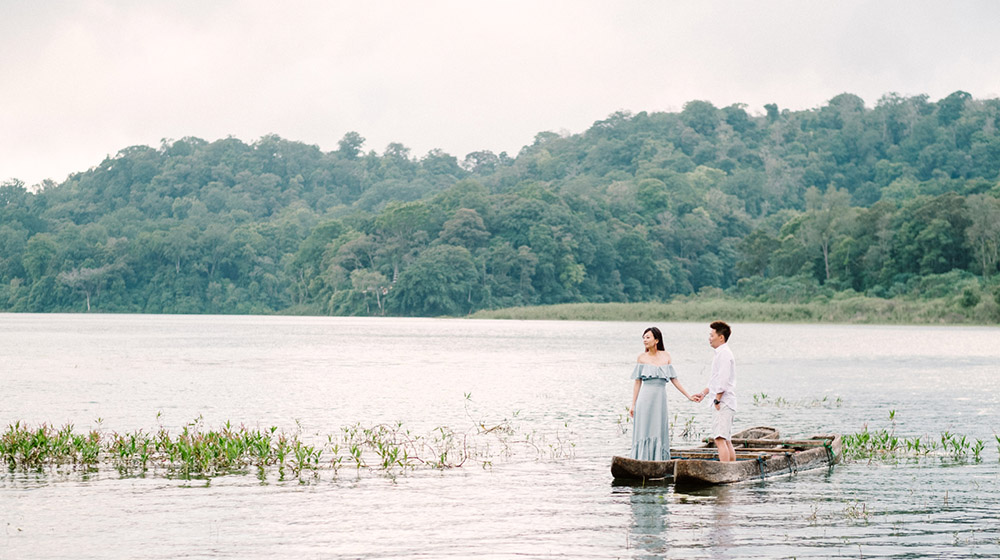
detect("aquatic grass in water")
[1,406,575,481]
[0,422,101,470]
[670,413,698,440]
[842,411,989,463]
[971,439,985,462]
[844,501,872,523]
[751,392,843,408]
[616,407,631,435]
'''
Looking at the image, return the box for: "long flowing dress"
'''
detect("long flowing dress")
[630,363,677,461]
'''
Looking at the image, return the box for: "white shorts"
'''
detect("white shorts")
[711,404,735,440]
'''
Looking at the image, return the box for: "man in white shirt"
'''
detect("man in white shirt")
[697,321,737,462]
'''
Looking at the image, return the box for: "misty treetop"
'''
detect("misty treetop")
[2,90,999,316]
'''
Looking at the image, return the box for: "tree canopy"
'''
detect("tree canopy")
[2,91,1000,316]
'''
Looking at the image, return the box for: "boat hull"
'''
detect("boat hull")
[672,434,842,487]
[610,426,779,481]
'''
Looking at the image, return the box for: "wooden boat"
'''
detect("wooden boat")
[672,434,843,487]
[610,426,779,481]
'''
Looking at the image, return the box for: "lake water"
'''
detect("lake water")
[1,314,999,559]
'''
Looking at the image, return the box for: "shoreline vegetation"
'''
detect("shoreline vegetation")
[3,93,1000,319]
[468,291,1000,325]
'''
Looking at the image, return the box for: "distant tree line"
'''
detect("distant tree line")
[2,91,999,316]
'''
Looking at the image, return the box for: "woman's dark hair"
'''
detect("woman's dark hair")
[643,327,665,351]
[710,321,732,342]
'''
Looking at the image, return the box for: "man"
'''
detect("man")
[698,321,737,462]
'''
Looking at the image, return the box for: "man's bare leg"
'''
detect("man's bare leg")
[715,437,735,462]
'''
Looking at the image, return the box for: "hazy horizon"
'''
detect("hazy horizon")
[3,0,999,187]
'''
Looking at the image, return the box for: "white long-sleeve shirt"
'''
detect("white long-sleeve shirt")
[709,342,737,411]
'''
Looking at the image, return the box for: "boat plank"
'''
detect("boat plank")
[723,437,835,447]
[673,434,843,487]
[611,426,779,481]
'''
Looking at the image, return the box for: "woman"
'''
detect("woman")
[629,326,701,461]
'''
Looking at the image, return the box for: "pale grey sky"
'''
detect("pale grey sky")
[2,0,999,187]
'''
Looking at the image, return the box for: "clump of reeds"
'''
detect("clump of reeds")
[0,402,576,481]
[0,419,322,479]
[0,422,101,469]
[751,392,843,408]
[842,411,988,462]
[468,296,987,325]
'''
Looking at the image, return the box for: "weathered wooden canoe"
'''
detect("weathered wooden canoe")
[672,434,843,487]
[610,426,779,481]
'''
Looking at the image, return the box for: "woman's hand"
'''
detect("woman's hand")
[629,406,634,418]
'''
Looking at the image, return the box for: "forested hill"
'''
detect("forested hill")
[2,91,1000,316]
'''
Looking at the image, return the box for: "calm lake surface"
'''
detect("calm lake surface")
[1,314,999,559]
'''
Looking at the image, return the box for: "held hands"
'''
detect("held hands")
[688,390,721,405]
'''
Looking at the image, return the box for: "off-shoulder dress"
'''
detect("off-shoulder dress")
[630,363,677,461]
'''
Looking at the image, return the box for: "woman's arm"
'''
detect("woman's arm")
[629,379,641,417]
[671,378,701,401]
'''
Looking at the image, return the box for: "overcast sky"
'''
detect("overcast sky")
[2,0,999,187]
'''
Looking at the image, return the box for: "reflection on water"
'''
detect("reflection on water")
[1,314,999,559]
[676,484,736,559]
[619,481,740,559]
[629,487,670,557]
[623,483,672,558]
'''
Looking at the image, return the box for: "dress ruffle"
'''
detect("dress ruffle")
[630,363,677,381]
[630,436,671,461]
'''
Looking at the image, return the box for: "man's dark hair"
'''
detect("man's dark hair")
[710,321,731,342]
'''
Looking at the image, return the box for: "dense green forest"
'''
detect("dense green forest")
[2,91,1000,319]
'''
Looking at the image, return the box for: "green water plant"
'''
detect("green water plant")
[1,403,576,482]
[844,500,871,523]
[971,439,984,462]
[751,393,842,408]
[843,412,991,464]
[940,432,973,460]
[670,413,698,440]
[0,422,101,470]
[616,406,631,435]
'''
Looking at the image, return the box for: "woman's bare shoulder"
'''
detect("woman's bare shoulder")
[637,352,672,365]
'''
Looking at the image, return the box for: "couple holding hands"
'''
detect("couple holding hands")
[628,321,738,463]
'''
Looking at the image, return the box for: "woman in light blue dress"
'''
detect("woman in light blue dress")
[629,327,702,461]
